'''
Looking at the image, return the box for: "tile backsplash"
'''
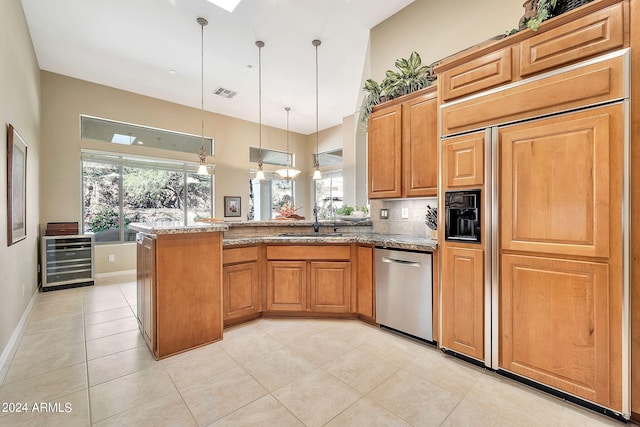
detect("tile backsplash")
[370,197,437,236]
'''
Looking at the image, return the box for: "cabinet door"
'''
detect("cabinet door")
[368,104,402,198]
[136,240,144,331]
[441,247,484,360]
[266,261,307,311]
[444,132,484,188]
[356,245,374,318]
[500,254,612,406]
[140,236,156,354]
[500,106,621,258]
[403,91,438,197]
[310,262,351,313]
[223,262,260,321]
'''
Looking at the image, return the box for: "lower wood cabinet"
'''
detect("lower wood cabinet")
[500,254,615,407]
[441,246,484,361]
[356,245,374,319]
[266,261,307,311]
[310,262,351,313]
[136,235,156,353]
[265,245,352,314]
[136,232,223,359]
[223,246,260,324]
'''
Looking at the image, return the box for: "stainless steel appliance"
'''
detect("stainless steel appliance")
[375,248,432,341]
[444,189,481,243]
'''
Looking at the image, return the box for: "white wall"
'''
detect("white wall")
[0,0,41,364]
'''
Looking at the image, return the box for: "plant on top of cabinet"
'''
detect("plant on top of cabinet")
[359,52,436,129]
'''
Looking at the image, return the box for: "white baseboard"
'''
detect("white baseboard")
[0,289,39,385]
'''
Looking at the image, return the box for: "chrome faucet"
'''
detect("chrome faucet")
[313,204,320,233]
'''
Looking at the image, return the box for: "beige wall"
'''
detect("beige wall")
[0,0,41,362]
[370,0,523,82]
[40,71,312,273]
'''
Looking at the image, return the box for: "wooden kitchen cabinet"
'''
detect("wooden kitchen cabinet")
[265,245,352,314]
[368,103,402,198]
[441,246,484,361]
[402,90,438,197]
[355,245,374,319]
[136,235,156,354]
[368,86,438,199]
[310,262,351,313]
[136,232,223,359]
[440,47,512,102]
[444,131,485,188]
[500,254,614,406]
[266,261,307,311]
[223,246,260,325]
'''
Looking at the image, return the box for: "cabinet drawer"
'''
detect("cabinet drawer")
[520,3,624,77]
[441,48,512,102]
[223,246,258,265]
[266,245,350,261]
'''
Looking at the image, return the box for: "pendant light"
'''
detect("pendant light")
[255,40,266,181]
[275,107,301,180]
[312,39,322,180]
[196,17,209,176]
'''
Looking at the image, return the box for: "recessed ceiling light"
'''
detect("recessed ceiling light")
[205,0,242,13]
[169,70,177,75]
[137,140,144,145]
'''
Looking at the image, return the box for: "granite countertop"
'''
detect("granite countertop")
[129,221,229,235]
[223,232,438,252]
[225,219,372,227]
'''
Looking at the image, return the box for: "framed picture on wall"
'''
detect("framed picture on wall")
[7,124,27,245]
[224,196,241,217]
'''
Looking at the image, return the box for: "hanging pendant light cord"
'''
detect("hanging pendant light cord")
[257,41,264,165]
[315,41,319,167]
[200,19,205,157]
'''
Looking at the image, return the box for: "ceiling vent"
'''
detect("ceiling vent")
[213,87,238,98]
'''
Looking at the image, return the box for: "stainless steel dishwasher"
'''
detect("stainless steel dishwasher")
[375,248,433,341]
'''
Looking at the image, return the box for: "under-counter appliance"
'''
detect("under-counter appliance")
[444,189,481,243]
[375,248,432,341]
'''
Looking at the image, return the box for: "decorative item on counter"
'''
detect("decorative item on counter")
[274,202,305,220]
[336,204,369,221]
[425,206,438,240]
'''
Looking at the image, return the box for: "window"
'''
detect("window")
[249,173,295,221]
[82,151,213,243]
[314,171,343,219]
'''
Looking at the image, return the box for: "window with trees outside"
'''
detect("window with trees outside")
[314,171,343,219]
[82,151,213,243]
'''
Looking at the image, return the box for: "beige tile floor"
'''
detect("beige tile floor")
[0,276,627,426]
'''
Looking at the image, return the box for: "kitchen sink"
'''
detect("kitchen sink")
[278,233,342,237]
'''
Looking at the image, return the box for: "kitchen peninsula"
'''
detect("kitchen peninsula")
[130,221,228,359]
[131,219,437,359]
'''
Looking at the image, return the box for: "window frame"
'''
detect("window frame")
[81,150,214,243]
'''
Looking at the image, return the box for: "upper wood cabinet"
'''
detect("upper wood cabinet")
[441,48,512,103]
[519,2,624,77]
[443,131,485,188]
[368,86,438,199]
[437,1,627,105]
[368,103,402,198]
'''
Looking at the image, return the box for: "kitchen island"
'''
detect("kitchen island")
[129,221,228,359]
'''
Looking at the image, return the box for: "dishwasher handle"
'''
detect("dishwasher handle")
[382,257,421,268]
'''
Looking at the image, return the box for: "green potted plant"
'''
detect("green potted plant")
[359,52,435,129]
